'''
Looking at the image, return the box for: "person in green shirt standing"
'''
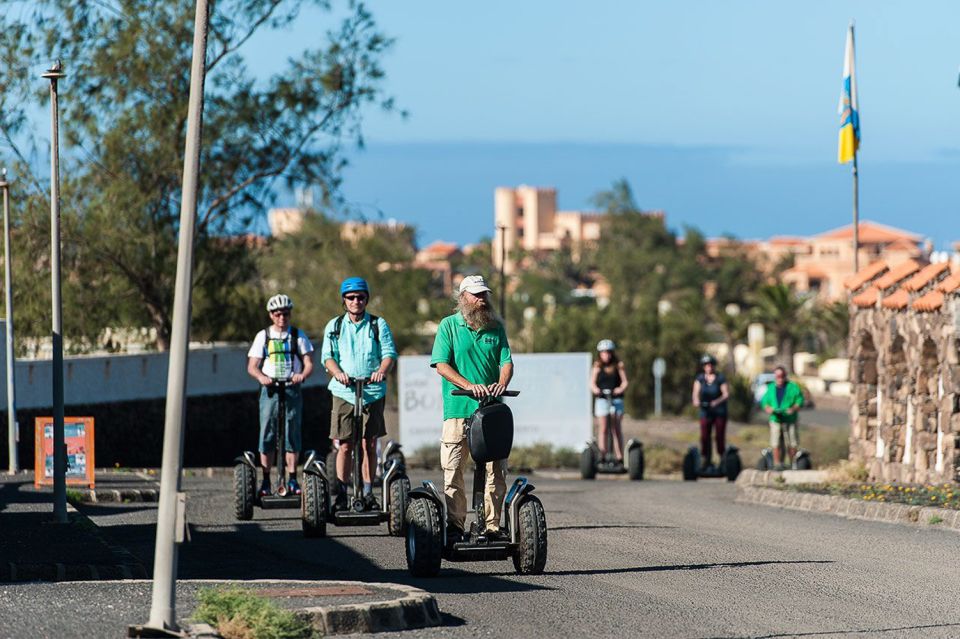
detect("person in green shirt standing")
[430,275,513,546]
[760,365,804,470]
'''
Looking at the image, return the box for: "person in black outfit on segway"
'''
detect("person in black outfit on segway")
[246,294,315,498]
[691,354,729,472]
[589,339,628,467]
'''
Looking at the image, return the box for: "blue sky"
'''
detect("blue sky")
[39,2,960,247]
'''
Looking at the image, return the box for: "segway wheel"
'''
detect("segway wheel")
[724,451,742,482]
[580,448,597,480]
[757,452,772,471]
[682,448,699,481]
[513,495,548,575]
[795,454,812,471]
[387,476,411,537]
[628,445,644,481]
[405,497,442,577]
[233,463,256,521]
[301,472,328,538]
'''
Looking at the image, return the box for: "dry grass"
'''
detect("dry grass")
[192,587,317,639]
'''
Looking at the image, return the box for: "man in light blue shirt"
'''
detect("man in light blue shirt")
[322,277,397,511]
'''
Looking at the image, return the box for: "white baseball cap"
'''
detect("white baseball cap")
[459,274,492,295]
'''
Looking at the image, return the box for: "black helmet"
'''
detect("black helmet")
[699,354,717,366]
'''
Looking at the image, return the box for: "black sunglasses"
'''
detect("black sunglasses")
[343,294,368,302]
[271,309,290,316]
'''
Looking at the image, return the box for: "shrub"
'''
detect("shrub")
[726,374,755,423]
[824,460,869,483]
[508,444,579,471]
[193,587,316,639]
[644,444,684,475]
[409,445,439,470]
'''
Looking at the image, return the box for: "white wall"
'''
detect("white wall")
[0,324,328,410]
[398,353,592,452]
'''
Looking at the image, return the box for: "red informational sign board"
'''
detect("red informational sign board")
[34,417,95,489]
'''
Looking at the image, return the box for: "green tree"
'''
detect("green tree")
[0,0,395,350]
[751,283,808,373]
[577,179,708,415]
[258,213,447,355]
[806,299,849,361]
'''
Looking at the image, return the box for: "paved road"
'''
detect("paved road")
[10,472,960,638]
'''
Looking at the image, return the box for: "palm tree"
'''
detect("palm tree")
[751,283,809,374]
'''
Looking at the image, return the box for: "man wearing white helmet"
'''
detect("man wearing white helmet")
[247,294,315,497]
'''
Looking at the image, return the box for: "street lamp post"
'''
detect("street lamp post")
[0,170,16,475]
[41,61,67,523]
[133,0,211,634]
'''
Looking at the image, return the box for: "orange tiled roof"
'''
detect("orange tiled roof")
[784,263,828,279]
[768,236,807,246]
[886,238,921,252]
[873,259,921,290]
[881,288,910,310]
[913,290,944,312]
[844,260,889,290]
[419,240,460,258]
[851,286,879,308]
[902,262,950,292]
[818,221,921,244]
[938,270,960,294]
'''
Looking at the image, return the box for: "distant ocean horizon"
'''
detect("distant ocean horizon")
[305,141,960,250]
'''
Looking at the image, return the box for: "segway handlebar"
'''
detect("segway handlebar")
[451,389,520,397]
[346,377,372,386]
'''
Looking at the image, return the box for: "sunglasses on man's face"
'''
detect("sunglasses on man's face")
[343,294,368,302]
[271,310,290,317]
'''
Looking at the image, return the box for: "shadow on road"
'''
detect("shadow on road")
[551,524,678,531]
[93,518,553,595]
[534,559,834,577]
[702,620,960,638]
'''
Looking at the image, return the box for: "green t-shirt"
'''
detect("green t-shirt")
[760,380,804,423]
[430,312,513,419]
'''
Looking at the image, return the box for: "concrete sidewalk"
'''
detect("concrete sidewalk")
[0,471,151,582]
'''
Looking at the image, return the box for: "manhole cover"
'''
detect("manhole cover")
[259,586,373,598]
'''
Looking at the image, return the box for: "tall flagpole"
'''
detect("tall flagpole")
[850,24,859,273]
[852,151,859,272]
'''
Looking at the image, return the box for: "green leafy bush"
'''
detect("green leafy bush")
[644,444,684,475]
[726,374,755,423]
[193,587,316,639]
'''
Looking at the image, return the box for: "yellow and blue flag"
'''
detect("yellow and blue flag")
[838,24,860,164]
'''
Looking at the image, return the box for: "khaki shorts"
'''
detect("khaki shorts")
[770,420,799,449]
[331,396,387,441]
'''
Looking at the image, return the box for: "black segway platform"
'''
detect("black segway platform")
[580,390,643,480]
[682,445,742,482]
[405,390,548,577]
[233,380,305,518]
[329,378,410,534]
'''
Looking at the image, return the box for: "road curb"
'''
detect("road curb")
[736,483,960,533]
[72,488,160,504]
[1,504,147,583]
[128,580,442,637]
[299,581,442,635]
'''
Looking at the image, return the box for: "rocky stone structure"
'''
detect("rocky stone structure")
[847,259,960,483]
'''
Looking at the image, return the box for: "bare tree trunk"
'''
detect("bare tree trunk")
[779,335,795,374]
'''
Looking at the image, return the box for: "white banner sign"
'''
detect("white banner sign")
[398,352,592,452]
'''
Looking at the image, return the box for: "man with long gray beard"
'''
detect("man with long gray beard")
[430,275,513,546]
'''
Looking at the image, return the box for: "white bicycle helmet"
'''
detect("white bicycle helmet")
[597,339,616,352]
[266,293,293,312]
